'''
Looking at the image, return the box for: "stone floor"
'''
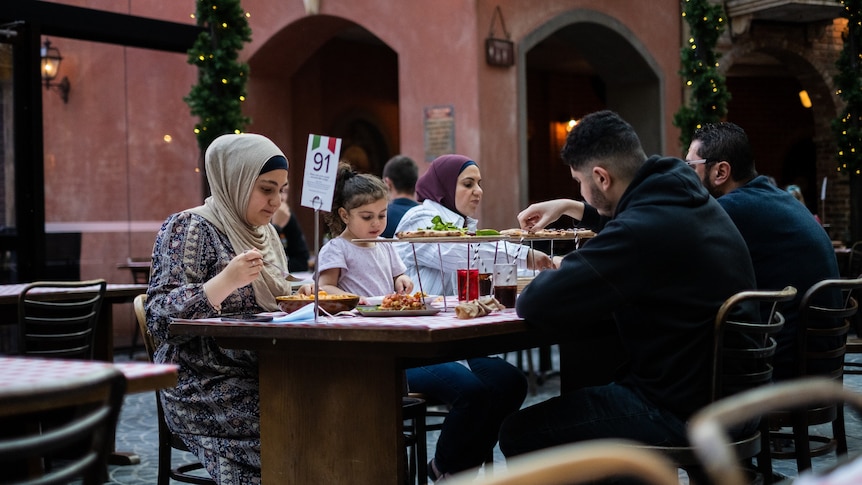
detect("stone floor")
[100,347,862,484]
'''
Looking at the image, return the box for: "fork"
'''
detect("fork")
[262,259,305,281]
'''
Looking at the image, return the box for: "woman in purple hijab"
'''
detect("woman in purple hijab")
[415,154,475,214]
[395,154,552,481]
[396,154,552,295]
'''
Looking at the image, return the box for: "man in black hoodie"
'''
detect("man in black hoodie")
[498,110,757,457]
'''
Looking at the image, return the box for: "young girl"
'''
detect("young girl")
[300,162,413,299]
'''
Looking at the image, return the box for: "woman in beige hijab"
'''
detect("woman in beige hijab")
[147,133,292,484]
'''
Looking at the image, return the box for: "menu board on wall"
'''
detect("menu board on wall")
[423,105,455,162]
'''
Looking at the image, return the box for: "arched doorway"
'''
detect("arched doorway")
[247,19,399,244]
[721,40,840,236]
[330,115,390,174]
[518,11,663,216]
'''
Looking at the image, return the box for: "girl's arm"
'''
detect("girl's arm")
[298,268,351,296]
[393,273,414,294]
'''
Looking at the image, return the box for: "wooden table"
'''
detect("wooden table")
[0,283,149,360]
[171,308,554,484]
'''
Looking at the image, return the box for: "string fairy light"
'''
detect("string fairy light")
[673,0,731,151]
[832,0,862,174]
[184,0,252,152]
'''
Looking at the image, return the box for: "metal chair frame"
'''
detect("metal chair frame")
[17,279,107,360]
[0,367,127,485]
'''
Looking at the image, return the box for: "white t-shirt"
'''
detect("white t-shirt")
[316,236,407,297]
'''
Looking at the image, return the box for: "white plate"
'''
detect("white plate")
[364,295,439,306]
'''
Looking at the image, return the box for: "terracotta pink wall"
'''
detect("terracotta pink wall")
[40,0,682,345]
[239,0,681,232]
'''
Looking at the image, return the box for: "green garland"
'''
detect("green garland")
[833,0,862,174]
[184,0,252,153]
[673,0,732,152]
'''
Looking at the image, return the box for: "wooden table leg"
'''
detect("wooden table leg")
[260,350,404,484]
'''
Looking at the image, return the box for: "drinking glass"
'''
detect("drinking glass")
[457,268,479,301]
[493,263,517,308]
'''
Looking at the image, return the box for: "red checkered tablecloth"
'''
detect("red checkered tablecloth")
[0,356,177,395]
[181,307,523,330]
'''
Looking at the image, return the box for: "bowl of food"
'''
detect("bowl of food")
[276,291,360,314]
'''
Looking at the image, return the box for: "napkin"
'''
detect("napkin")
[454,296,506,319]
[271,303,317,323]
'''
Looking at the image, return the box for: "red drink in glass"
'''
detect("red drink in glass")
[457,268,479,301]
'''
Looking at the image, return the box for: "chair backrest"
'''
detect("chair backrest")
[848,241,862,278]
[18,279,108,359]
[133,294,157,362]
[0,366,127,485]
[795,276,862,378]
[645,286,795,477]
[444,439,681,485]
[689,377,862,485]
[712,286,797,402]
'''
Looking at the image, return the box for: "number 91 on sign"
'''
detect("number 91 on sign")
[300,134,342,212]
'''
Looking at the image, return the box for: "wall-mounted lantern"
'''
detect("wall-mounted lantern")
[41,39,70,103]
[485,6,514,68]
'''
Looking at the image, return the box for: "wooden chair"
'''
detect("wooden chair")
[17,279,107,360]
[768,277,862,474]
[0,366,127,485]
[409,392,496,483]
[690,377,862,485]
[402,395,428,485]
[120,257,152,358]
[843,273,862,376]
[847,241,862,278]
[646,286,797,484]
[133,294,216,485]
[443,439,681,485]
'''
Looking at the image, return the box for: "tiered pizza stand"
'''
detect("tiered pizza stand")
[352,230,595,311]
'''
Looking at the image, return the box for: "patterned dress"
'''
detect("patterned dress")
[147,211,264,485]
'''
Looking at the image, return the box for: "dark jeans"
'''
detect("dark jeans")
[498,382,688,458]
[406,356,527,474]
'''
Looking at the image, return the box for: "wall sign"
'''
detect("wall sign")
[423,105,455,162]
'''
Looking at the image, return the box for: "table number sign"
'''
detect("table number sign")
[300,134,342,212]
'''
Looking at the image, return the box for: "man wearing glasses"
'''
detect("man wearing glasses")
[685,121,841,381]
